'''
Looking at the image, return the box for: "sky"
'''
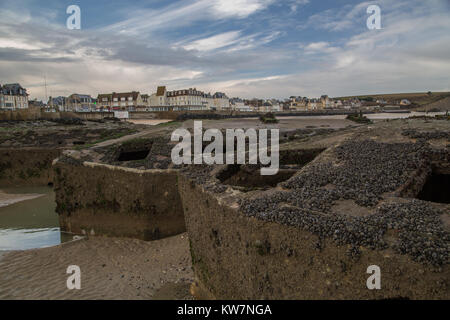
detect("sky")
[0,0,449,101]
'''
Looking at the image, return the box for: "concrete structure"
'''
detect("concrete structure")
[0,83,28,110]
[0,118,137,186]
[178,119,449,299]
[53,133,186,240]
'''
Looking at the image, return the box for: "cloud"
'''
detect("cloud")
[303,42,339,54]
[104,0,275,36]
[182,31,243,51]
[180,30,282,53]
[301,1,374,31]
[227,0,450,97]
[0,0,449,101]
[290,0,310,13]
[211,0,274,18]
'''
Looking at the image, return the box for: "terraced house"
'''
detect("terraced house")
[48,96,67,111]
[66,94,95,112]
[167,88,211,111]
[212,92,230,110]
[148,86,230,111]
[0,83,28,110]
[97,91,144,111]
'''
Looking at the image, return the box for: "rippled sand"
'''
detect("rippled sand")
[0,233,194,300]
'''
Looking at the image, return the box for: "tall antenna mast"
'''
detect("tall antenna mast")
[44,74,48,104]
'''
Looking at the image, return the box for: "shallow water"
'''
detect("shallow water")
[0,186,74,251]
[272,111,446,120]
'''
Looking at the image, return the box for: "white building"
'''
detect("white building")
[148,86,170,111]
[167,88,207,110]
[230,98,252,112]
[212,92,230,110]
[148,86,229,111]
[259,101,281,112]
[0,83,28,109]
[97,92,143,111]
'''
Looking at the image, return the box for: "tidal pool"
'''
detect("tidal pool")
[0,186,74,251]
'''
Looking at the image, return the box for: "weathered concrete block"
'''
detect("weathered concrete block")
[179,134,449,299]
[0,148,61,186]
[54,160,185,240]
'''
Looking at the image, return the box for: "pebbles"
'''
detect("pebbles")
[402,129,450,141]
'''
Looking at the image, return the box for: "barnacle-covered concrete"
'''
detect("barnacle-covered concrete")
[0,119,139,186]
[179,118,449,299]
[53,125,186,240]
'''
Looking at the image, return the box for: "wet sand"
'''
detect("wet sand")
[0,191,44,208]
[127,119,172,126]
[0,233,194,300]
[181,117,356,131]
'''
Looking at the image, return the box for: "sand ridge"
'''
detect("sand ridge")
[0,191,44,208]
[0,233,193,300]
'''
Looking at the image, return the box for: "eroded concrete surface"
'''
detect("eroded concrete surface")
[178,118,449,299]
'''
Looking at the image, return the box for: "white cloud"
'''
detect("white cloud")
[180,30,281,53]
[104,0,274,36]
[182,31,243,51]
[304,41,339,54]
[0,0,449,101]
[290,0,310,13]
[0,39,43,50]
[211,0,274,18]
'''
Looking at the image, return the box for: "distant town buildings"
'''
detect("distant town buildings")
[0,83,28,109]
[97,92,143,111]
[28,99,46,108]
[1,80,398,114]
[66,94,96,112]
[147,86,230,111]
[230,97,252,112]
[48,96,67,111]
[212,92,230,111]
[166,88,210,111]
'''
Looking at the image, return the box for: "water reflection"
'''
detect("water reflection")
[0,186,73,251]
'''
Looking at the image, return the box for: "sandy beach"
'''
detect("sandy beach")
[0,191,44,208]
[127,119,173,126]
[0,233,194,300]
